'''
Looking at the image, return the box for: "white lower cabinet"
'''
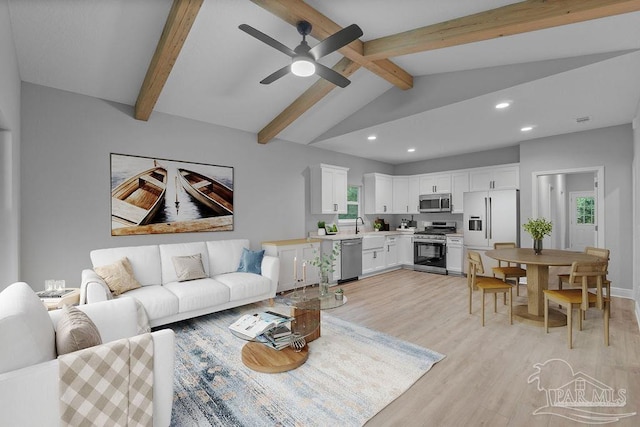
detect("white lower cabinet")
[362,248,385,275]
[385,236,399,268]
[262,240,321,293]
[398,235,414,265]
[446,236,464,274]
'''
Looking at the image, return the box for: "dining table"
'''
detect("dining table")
[485,248,601,327]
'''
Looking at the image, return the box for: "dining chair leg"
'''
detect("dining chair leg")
[494,293,497,313]
[578,308,583,331]
[544,295,549,333]
[509,288,512,325]
[482,291,486,327]
[604,301,610,346]
[567,305,573,349]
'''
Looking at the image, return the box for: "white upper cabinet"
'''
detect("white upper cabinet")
[392,176,410,214]
[469,164,519,191]
[408,176,420,214]
[364,173,393,214]
[419,173,451,195]
[451,171,469,214]
[310,164,349,214]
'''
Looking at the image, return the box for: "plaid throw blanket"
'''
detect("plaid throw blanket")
[59,333,154,427]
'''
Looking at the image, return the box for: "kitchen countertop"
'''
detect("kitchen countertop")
[315,230,409,240]
[261,238,323,246]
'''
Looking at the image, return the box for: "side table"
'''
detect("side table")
[39,288,80,310]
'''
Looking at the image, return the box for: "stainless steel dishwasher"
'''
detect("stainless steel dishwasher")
[340,238,362,283]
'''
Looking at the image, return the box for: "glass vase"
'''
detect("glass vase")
[533,239,543,255]
[319,273,329,296]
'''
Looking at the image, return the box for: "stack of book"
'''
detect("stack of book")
[229,310,294,350]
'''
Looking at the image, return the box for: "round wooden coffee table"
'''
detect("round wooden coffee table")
[241,342,308,373]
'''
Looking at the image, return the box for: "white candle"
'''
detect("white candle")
[302,261,307,283]
[293,256,297,282]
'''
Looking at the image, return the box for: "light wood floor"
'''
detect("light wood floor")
[324,269,640,426]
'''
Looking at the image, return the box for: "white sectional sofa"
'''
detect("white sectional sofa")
[0,283,175,427]
[81,239,280,327]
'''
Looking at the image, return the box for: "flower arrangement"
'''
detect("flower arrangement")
[522,217,553,240]
[308,245,340,282]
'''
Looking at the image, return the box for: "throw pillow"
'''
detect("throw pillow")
[56,305,102,356]
[236,248,264,274]
[172,253,207,282]
[94,257,141,296]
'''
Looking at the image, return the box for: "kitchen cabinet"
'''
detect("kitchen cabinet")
[398,235,414,265]
[408,176,420,214]
[361,234,386,275]
[364,173,393,214]
[310,164,349,214]
[469,165,519,191]
[262,239,321,293]
[419,173,451,195]
[385,236,399,268]
[451,171,469,214]
[446,235,464,274]
[392,176,410,214]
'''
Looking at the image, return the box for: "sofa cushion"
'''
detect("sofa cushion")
[206,239,249,276]
[0,282,57,374]
[91,245,161,287]
[172,254,207,282]
[237,248,264,275]
[116,286,179,322]
[159,242,209,284]
[213,272,272,301]
[94,257,141,296]
[163,279,231,313]
[55,305,102,355]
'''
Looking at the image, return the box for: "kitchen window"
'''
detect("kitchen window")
[338,185,360,224]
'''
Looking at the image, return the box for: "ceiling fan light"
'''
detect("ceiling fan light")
[291,58,315,77]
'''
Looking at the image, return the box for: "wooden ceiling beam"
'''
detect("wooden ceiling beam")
[249,0,413,90]
[364,0,640,60]
[134,0,203,121]
[258,57,361,144]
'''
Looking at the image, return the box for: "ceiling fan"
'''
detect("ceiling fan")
[239,20,363,88]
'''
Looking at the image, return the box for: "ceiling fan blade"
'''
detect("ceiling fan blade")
[239,24,296,58]
[309,24,363,60]
[315,63,351,88]
[260,65,290,85]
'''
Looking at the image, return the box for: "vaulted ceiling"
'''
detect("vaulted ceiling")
[8,0,640,164]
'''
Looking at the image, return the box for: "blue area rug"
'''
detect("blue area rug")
[166,306,445,426]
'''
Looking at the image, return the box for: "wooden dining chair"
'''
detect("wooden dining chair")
[492,242,526,296]
[544,261,609,349]
[467,251,512,326]
[557,246,611,316]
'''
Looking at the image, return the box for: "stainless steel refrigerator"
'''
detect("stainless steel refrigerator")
[463,189,520,250]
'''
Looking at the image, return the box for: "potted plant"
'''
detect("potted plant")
[317,220,326,236]
[334,288,344,301]
[523,217,553,254]
[308,245,340,296]
[373,222,382,232]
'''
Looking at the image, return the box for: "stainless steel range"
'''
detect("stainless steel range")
[414,221,457,274]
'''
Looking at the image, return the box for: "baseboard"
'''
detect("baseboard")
[611,286,634,300]
[636,300,640,333]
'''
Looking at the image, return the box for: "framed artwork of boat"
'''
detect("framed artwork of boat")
[110,153,234,236]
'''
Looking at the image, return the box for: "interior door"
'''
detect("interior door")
[569,191,595,251]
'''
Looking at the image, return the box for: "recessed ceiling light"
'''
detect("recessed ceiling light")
[521,126,534,132]
[407,148,416,152]
[367,135,377,141]
[495,101,511,109]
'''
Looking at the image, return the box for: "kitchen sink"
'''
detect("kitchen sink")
[361,234,385,250]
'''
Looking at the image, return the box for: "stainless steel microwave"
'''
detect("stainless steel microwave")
[419,193,452,213]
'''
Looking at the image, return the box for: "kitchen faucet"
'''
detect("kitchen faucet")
[355,217,364,234]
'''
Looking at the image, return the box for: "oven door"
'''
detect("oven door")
[414,240,447,269]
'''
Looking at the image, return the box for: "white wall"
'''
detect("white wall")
[633,103,640,325]
[520,125,634,294]
[19,83,393,290]
[0,0,21,290]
